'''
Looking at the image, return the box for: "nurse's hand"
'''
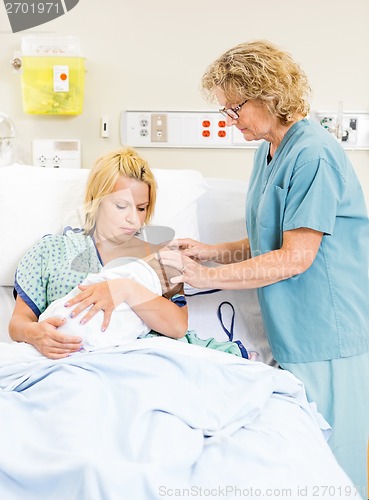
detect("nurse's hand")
[156,250,215,289]
[168,238,218,262]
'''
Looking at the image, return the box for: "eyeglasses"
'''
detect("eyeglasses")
[219,100,248,120]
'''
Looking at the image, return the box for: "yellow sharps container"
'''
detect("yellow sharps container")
[21,36,85,115]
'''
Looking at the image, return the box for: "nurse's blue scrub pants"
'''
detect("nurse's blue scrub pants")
[282,350,369,500]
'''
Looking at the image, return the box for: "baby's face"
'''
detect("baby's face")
[95,177,149,244]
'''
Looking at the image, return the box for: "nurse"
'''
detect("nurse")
[160,39,369,496]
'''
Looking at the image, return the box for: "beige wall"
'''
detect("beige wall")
[1,0,369,200]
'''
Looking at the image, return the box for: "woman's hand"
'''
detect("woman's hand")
[27,316,83,360]
[64,280,124,332]
[9,296,83,360]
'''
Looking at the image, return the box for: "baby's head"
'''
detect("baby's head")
[83,147,157,234]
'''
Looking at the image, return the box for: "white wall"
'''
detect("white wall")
[1,0,368,200]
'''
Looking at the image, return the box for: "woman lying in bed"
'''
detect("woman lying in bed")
[9,148,188,359]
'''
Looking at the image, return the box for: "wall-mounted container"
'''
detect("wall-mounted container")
[20,36,85,115]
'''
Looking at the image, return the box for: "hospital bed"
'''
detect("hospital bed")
[0,164,361,500]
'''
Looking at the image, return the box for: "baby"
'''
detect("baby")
[39,258,162,352]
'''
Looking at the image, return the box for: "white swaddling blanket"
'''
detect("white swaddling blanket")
[39,258,162,351]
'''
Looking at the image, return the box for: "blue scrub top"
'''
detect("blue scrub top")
[246,118,369,363]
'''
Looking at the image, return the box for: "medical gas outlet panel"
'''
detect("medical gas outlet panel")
[32,139,81,168]
[121,110,369,150]
[312,111,369,149]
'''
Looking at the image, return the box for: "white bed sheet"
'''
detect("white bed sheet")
[0,286,12,343]
[0,337,358,500]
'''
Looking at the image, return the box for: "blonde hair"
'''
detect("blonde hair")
[201,39,311,124]
[84,147,157,233]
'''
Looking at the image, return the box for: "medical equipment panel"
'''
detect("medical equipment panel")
[32,139,81,168]
[312,106,369,150]
[121,110,262,149]
[122,110,369,150]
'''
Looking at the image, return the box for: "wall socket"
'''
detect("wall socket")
[151,114,168,142]
[32,139,81,168]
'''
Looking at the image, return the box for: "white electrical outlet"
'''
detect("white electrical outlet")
[32,139,81,168]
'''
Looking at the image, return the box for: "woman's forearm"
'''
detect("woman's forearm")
[8,313,36,343]
[132,297,188,339]
[116,280,188,339]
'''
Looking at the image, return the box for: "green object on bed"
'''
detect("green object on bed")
[144,329,244,357]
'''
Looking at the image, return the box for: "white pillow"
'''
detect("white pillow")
[0,164,207,286]
[151,168,207,239]
[196,177,248,243]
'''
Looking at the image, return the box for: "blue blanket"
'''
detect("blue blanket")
[0,338,357,500]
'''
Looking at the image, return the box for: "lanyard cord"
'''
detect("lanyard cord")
[217,301,249,359]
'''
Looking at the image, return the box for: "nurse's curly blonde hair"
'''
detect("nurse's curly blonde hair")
[201,39,311,124]
[83,147,157,233]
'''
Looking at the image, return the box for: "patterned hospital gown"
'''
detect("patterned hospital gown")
[15,227,102,317]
